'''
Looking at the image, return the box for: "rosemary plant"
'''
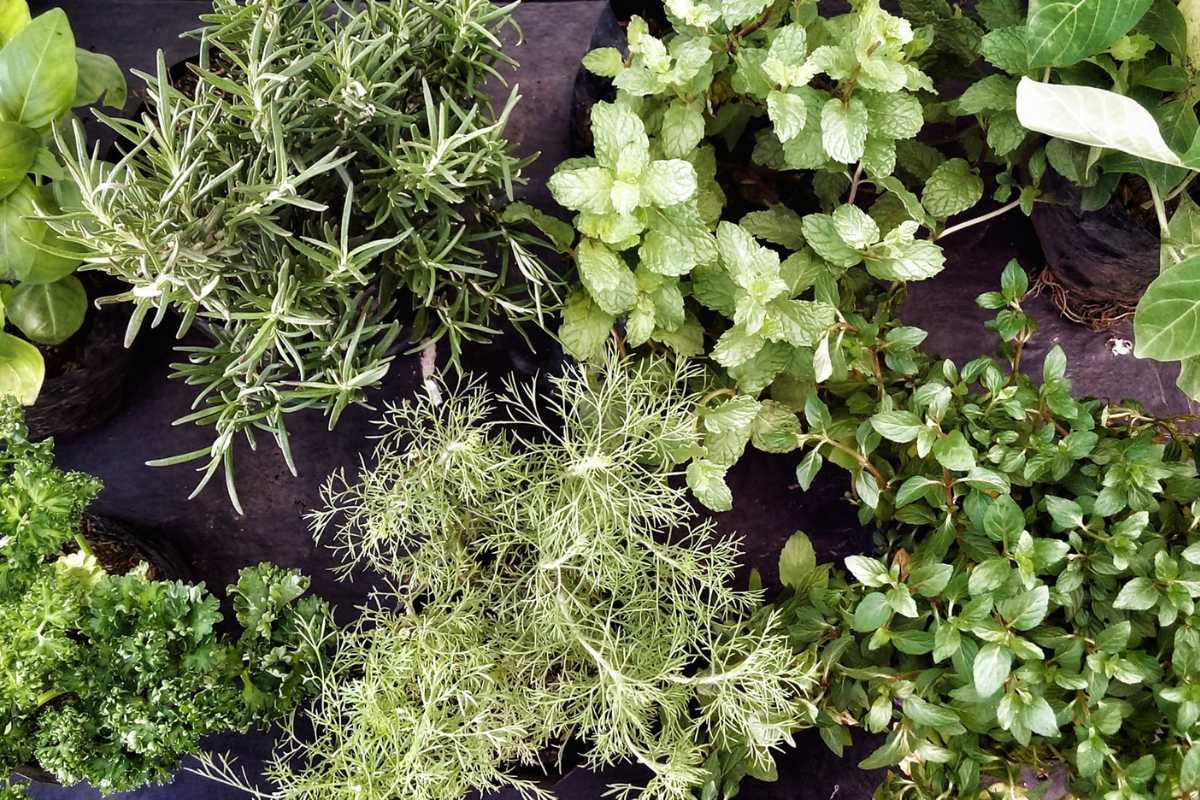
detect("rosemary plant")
[193,354,817,800]
[51,0,563,510]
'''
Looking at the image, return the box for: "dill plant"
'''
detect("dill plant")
[193,354,817,800]
[49,0,564,510]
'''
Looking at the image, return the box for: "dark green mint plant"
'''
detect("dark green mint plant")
[0,400,334,798]
[550,0,1007,511]
[765,263,1200,799]
[192,353,819,800]
[51,0,565,510]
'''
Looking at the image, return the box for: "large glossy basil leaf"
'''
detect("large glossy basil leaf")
[0,178,44,280]
[7,273,85,345]
[0,9,77,128]
[1027,0,1153,66]
[1134,256,1200,361]
[0,0,29,46]
[1015,78,1182,166]
[73,48,126,109]
[0,329,42,404]
[0,119,34,198]
[23,183,83,284]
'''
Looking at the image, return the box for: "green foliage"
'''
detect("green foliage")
[50,0,563,510]
[770,263,1200,799]
[0,399,333,797]
[0,2,126,404]
[551,0,992,510]
[195,353,819,800]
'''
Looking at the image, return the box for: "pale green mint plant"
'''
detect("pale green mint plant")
[550,0,1002,511]
[191,353,818,800]
[50,0,563,510]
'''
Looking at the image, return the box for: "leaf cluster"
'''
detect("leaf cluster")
[551,0,999,510]
[0,1,126,404]
[0,400,334,797]
[194,353,819,800]
[50,0,564,509]
[768,263,1200,799]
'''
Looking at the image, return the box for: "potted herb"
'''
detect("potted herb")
[549,0,1016,511]
[0,399,334,797]
[191,354,817,800]
[51,0,567,511]
[751,263,1200,798]
[0,2,132,439]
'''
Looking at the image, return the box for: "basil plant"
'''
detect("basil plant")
[0,1,124,404]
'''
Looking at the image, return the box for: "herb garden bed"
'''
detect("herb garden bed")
[12,0,1200,799]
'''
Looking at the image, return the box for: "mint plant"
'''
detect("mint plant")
[192,353,819,800]
[761,263,1200,799]
[51,0,563,510]
[551,0,1003,510]
[0,400,334,797]
[0,2,125,404]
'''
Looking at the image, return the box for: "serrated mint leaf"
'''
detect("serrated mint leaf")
[582,47,625,77]
[751,400,802,452]
[591,102,649,171]
[687,458,733,511]
[661,100,705,158]
[610,179,641,215]
[923,158,984,218]
[862,136,897,177]
[767,89,807,143]
[860,91,923,140]
[704,394,761,435]
[692,263,739,316]
[625,295,656,347]
[801,212,863,268]
[577,239,638,315]
[740,205,806,250]
[765,298,836,347]
[986,109,1027,157]
[549,166,613,214]
[721,0,772,27]
[641,159,698,207]
[559,289,614,360]
[640,203,717,276]
[956,74,1018,115]
[1113,576,1160,610]
[865,226,946,281]
[764,23,807,77]
[713,322,765,367]
[651,312,705,356]
[821,96,869,163]
[832,204,880,250]
[980,25,1030,72]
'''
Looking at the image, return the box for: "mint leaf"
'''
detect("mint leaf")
[767,89,808,143]
[765,299,836,346]
[922,158,983,219]
[956,74,1018,115]
[549,166,613,214]
[801,212,863,268]
[821,97,869,164]
[778,531,816,590]
[661,100,705,158]
[740,205,806,250]
[974,643,1012,698]
[641,159,698,207]
[687,458,733,511]
[831,204,880,250]
[640,203,717,276]
[578,239,638,315]
[860,91,923,140]
[582,47,624,77]
[559,289,614,360]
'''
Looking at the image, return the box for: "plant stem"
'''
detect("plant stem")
[934,199,1022,242]
[847,162,864,205]
[74,533,93,558]
[699,387,737,408]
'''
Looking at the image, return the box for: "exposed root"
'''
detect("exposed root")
[1031,267,1136,332]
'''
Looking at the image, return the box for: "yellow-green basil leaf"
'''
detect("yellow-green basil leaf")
[0,9,77,128]
[72,48,126,108]
[0,119,35,198]
[0,329,41,404]
[0,0,29,46]
[7,273,85,344]
[0,178,44,280]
